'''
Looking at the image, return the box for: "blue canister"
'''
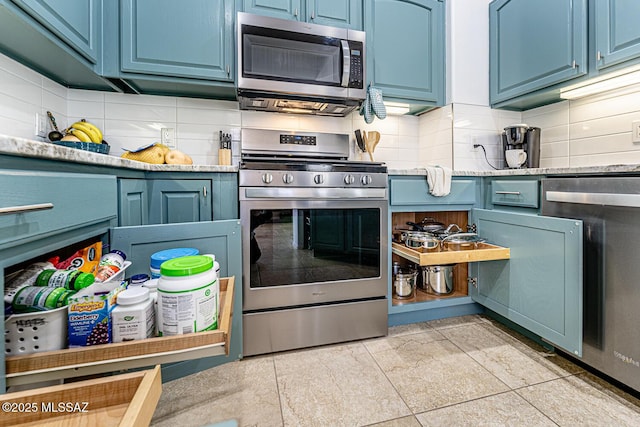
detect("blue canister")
[150,248,200,279]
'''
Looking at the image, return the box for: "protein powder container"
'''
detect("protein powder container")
[157,255,218,336]
[112,286,155,343]
[149,247,200,279]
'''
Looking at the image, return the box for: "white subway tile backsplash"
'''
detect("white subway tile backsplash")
[299,115,350,133]
[570,133,633,156]
[67,100,105,124]
[177,106,242,126]
[241,110,300,130]
[68,89,106,102]
[0,54,42,86]
[105,102,177,122]
[568,112,638,140]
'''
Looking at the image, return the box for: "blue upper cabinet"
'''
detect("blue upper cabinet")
[242,0,303,20]
[9,0,100,64]
[243,0,362,29]
[364,0,445,105]
[307,0,362,29]
[0,0,115,90]
[594,0,640,72]
[101,0,237,99]
[489,0,587,107]
[120,0,233,82]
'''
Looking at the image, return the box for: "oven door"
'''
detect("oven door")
[240,192,388,312]
[237,12,365,99]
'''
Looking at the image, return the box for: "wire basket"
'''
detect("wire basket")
[52,140,110,154]
[5,306,67,355]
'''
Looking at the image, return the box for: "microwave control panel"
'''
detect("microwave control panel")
[349,41,364,89]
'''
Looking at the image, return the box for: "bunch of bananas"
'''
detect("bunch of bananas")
[61,120,103,143]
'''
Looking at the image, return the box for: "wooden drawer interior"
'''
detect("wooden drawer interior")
[5,277,234,387]
[0,366,161,427]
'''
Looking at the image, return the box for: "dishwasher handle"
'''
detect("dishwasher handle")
[545,190,640,208]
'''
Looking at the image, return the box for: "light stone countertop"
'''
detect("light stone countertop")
[4,134,640,176]
[388,164,640,177]
[0,134,238,172]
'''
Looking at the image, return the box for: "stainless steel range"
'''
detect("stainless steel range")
[239,128,388,356]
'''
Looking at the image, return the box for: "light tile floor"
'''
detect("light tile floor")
[151,315,640,427]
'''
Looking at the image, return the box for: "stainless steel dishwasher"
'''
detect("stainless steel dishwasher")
[542,177,640,392]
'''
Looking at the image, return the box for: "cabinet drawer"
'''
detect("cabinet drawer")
[0,170,117,248]
[6,277,234,387]
[390,178,476,206]
[491,180,539,208]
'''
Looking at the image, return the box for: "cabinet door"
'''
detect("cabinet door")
[118,178,149,226]
[243,0,303,20]
[9,0,101,64]
[308,0,362,29]
[365,0,444,103]
[489,0,587,105]
[148,180,212,224]
[470,208,583,357]
[110,219,242,380]
[120,0,233,81]
[594,0,640,71]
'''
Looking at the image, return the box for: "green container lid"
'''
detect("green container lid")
[160,255,213,277]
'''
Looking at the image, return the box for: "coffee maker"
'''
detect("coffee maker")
[501,124,541,168]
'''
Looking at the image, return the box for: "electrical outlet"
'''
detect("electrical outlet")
[161,128,176,149]
[633,121,640,143]
[35,113,47,138]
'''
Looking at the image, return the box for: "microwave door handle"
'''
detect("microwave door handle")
[341,40,350,87]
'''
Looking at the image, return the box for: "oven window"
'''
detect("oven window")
[243,34,341,86]
[250,208,380,288]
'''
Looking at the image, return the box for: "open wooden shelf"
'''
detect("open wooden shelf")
[5,277,235,387]
[393,289,468,305]
[392,242,510,266]
[0,366,161,427]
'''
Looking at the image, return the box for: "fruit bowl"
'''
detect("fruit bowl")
[52,140,110,154]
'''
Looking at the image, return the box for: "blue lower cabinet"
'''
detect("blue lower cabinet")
[148,179,213,224]
[471,208,583,357]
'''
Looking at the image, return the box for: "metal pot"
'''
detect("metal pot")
[393,270,417,299]
[441,233,485,251]
[422,265,454,294]
[406,217,446,233]
[404,231,440,251]
[430,223,463,240]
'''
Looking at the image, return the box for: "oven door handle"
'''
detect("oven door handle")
[243,187,386,199]
[546,190,640,208]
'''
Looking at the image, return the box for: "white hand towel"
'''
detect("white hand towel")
[425,165,452,197]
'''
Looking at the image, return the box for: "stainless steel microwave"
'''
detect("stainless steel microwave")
[236,12,366,116]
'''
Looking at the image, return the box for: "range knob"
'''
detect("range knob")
[344,174,355,185]
[261,173,273,184]
[314,174,325,184]
[282,173,294,184]
[361,175,373,185]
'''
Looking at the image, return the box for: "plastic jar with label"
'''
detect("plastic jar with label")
[94,250,127,282]
[112,286,155,343]
[150,248,200,279]
[142,278,159,336]
[157,255,218,336]
[35,269,95,290]
[12,286,76,313]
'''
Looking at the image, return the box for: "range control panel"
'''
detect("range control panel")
[280,134,317,146]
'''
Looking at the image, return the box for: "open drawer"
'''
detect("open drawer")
[0,365,161,427]
[5,277,234,387]
[392,242,510,266]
